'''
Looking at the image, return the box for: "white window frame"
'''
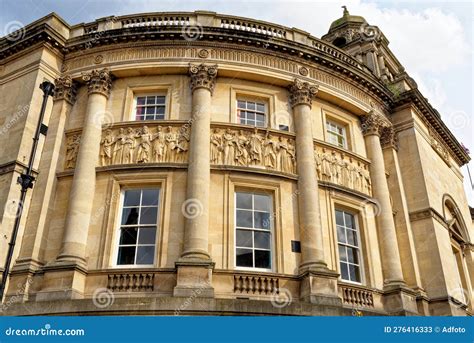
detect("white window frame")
[326,120,348,149]
[132,93,167,121]
[335,209,364,284]
[234,191,274,272]
[113,188,160,268]
[236,98,268,128]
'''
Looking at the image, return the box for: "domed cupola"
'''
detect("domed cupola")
[322,6,404,83]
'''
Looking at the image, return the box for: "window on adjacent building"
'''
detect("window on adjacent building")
[235,192,272,270]
[134,95,166,121]
[326,120,347,149]
[116,188,160,266]
[237,99,266,127]
[336,209,362,283]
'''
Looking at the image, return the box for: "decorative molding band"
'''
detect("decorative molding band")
[409,208,447,228]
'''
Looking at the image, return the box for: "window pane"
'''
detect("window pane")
[156,96,166,104]
[344,213,354,228]
[136,115,144,121]
[142,189,159,206]
[120,227,138,245]
[146,107,155,115]
[136,97,146,105]
[122,208,139,225]
[145,115,154,120]
[117,246,136,265]
[254,194,270,211]
[335,210,344,226]
[338,245,347,262]
[236,193,252,209]
[254,231,271,249]
[140,207,158,225]
[236,210,253,228]
[136,246,155,265]
[124,190,141,206]
[146,96,155,105]
[236,229,253,248]
[347,229,358,246]
[247,102,256,110]
[340,262,349,281]
[254,211,271,230]
[236,248,253,267]
[336,225,346,244]
[237,100,246,109]
[138,227,156,244]
[156,106,165,115]
[256,114,265,122]
[347,247,359,264]
[255,250,271,269]
[279,125,289,131]
[256,103,265,112]
[349,264,361,282]
[136,107,144,116]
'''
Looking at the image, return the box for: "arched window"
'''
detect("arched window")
[443,195,471,305]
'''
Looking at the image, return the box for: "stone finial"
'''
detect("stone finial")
[82,68,112,98]
[380,125,399,150]
[360,111,386,136]
[288,79,319,109]
[342,5,349,16]
[189,64,218,94]
[53,75,78,105]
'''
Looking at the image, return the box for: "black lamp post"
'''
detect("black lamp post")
[0,80,55,302]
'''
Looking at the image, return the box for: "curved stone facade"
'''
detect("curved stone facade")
[0,10,472,316]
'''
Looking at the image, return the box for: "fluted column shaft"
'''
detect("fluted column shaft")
[362,112,404,286]
[57,69,112,264]
[181,64,217,261]
[289,79,327,271]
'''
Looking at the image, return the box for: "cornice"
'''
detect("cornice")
[393,89,470,166]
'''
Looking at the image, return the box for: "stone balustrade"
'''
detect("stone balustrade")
[340,284,375,308]
[107,272,155,292]
[233,274,280,295]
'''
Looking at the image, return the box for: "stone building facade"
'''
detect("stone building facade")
[0,9,472,316]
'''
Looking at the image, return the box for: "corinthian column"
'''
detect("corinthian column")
[289,79,326,270]
[57,69,112,265]
[361,112,405,287]
[289,79,340,305]
[174,64,217,298]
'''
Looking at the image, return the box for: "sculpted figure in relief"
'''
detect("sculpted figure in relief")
[65,134,80,169]
[122,128,136,164]
[152,126,165,162]
[112,128,127,164]
[235,130,250,166]
[263,131,277,169]
[210,128,223,164]
[100,129,115,166]
[248,128,263,166]
[164,126,177,162]
[175,126,190,163]
[222,128,236,165]
[136,126,153,163]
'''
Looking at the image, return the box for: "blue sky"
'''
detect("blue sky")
[1,0,473,204]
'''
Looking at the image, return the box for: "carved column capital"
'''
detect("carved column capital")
[189,64,218,94]
[53,76,78,105]
[360,111,387,136]
[288,79,319,109]
[380,125,399,150]
[82,68,112,98]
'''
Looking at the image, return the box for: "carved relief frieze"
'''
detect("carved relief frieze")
[65,133,81,169]
[314,145,372,195]
[210,126,296,174]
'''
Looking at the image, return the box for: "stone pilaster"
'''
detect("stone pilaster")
[8,76,78,300]
[37,69,112,301]
[361,111,417,314]
[174,64,217,298]
[289,79,340,306]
